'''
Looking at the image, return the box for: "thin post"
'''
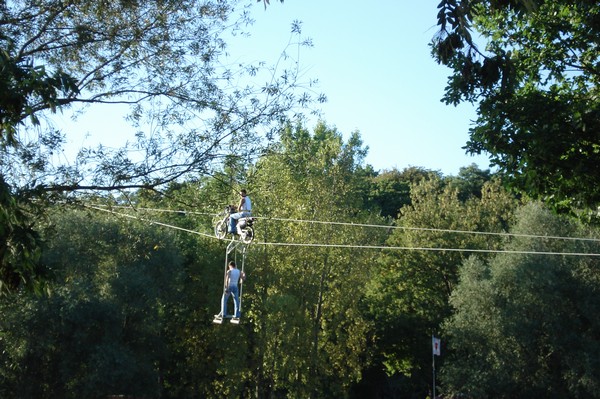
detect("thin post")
[432,334,436,399]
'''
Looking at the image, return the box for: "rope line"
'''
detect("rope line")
[256,216,600,243]
[257,241,600,257]
[85,205,600,257]
[87,205,216,240]
[92,204,216,217]
[91,203,600,244]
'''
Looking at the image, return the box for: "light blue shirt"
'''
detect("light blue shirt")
[241,196,252,212]
[228,268,241,287]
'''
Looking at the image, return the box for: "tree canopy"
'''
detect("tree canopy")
[0,0,321,292]
[432,0,600,212]
[1,119,598,397]
[1,0,320,195]
[2,1,600,396]
[364,175,518,396]
[442,202,600,398]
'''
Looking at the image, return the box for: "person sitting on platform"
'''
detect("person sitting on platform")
[229,189,252,235]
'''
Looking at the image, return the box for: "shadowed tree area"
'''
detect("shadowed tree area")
[1,1,600,397]
[442,202,600,398]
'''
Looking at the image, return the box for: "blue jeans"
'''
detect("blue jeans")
[229,211,250,233]
[221,285,240,317]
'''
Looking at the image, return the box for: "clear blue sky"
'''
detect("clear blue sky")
[57,0,491,177]
[233,0,492,175]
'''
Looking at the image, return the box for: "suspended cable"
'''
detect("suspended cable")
[92,204,216,217]
[257,216,600,243]
[92,203,600,244]
[84,205,600,257]
[87,205,216,240]
[257,241,600,257]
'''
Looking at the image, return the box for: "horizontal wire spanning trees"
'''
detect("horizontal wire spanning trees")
[86,124,600,397]
[3,185,600,397]
[88,202,600,256]
[84,185,600,397]
[442,202,600,398]
[0,0,323,292]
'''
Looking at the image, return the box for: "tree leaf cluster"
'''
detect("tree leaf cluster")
[0,0,323,292]
[362,174,518,396]
[1,121,599,397]
[431,0,600,212]
[2,0,320,194]
[442,202,600,398]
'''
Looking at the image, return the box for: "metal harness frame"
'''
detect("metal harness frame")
[221,238,248,317]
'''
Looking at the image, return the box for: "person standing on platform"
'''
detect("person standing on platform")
[216,261,245,321]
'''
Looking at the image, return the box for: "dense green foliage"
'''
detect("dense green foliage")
[362,175,518,397]
[248,123,386,397]
[0,176,48,294]
[0,0,320,292]
[0,122,598,397]
[0,209,188,397]
[2,1,600,397]
[442,203,600,398]
[432,0,600,212]
[367,166,437,219]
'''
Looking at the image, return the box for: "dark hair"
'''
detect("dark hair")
[228,261,236,268]
[240,189,247,195]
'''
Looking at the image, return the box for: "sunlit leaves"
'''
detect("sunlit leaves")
[364,174,518,388]
[2,0,321,195]
[431,0,600,212]
[248,121,383,395]
[1,0,323,291]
